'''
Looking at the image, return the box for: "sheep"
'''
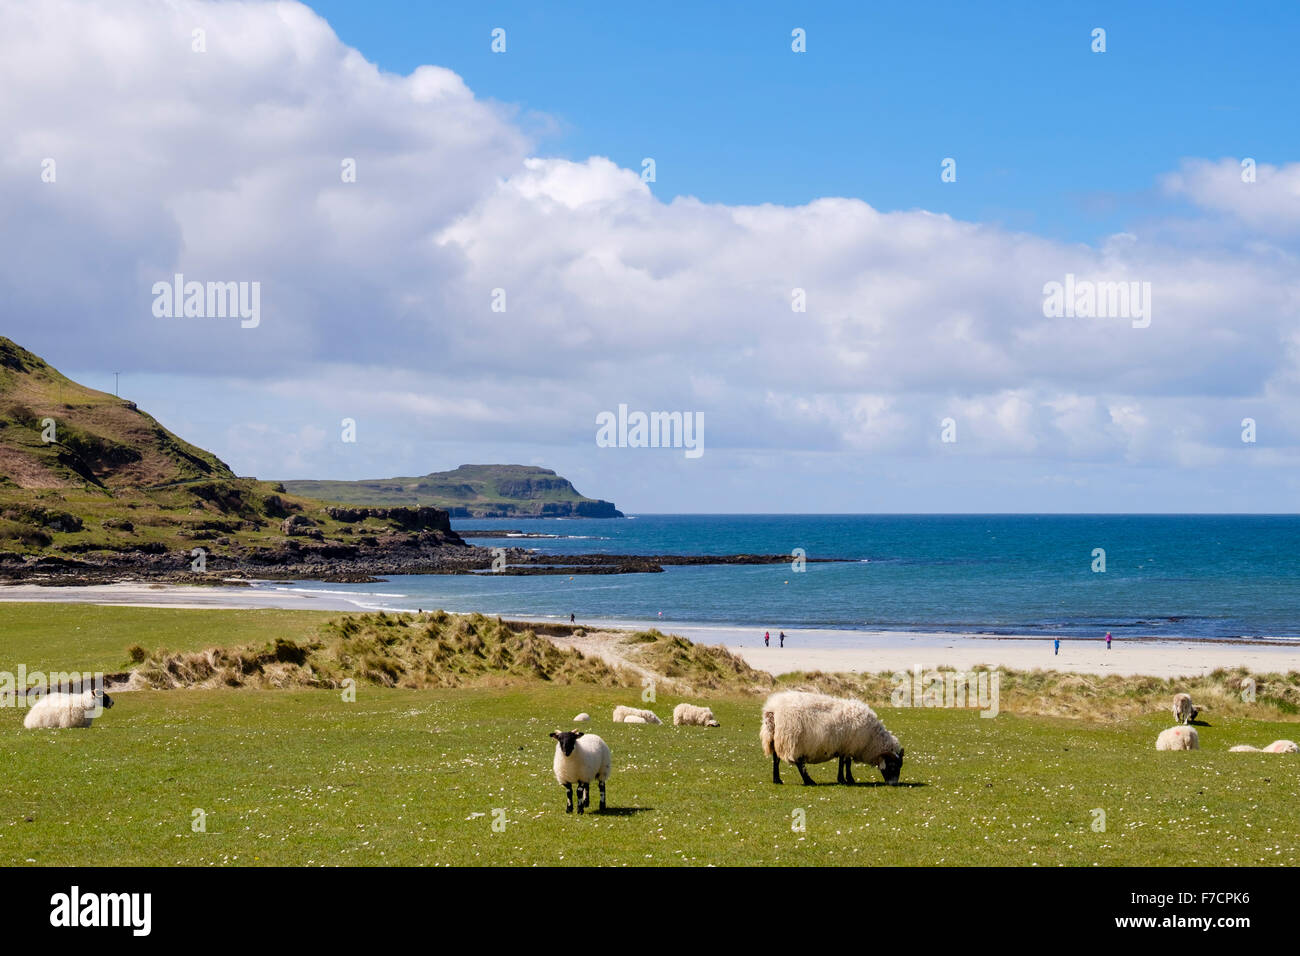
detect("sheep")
[759,690,903,786]
[1171,693,1199,725]
[622,715,647,723]
[22,689,114,729]
[573,713,590,722]
[612,705,662,724]
[549,730,611,814]
[1233,739,1299,753]
[673,702,720,727]
[1155,725,1199,751]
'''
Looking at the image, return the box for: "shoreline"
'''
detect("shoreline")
[2,582,1298,678]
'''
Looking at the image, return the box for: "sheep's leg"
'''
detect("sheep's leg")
[563,782,574,814]
[836,756,846,784]
[843,758,856,785]
[771,752,783,784]
[795,757,815,786]
[598,780,606,811]
[576,782,587,814]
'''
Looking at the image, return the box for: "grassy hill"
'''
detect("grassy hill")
[282,464,622,518]
[0,337,465,573]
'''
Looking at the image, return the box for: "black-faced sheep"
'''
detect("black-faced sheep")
[760,690,903,786]
[612,705,661,724]
[549,730,611,814]
[1172,693,1198,725]
[1156,725,1198,750]
[22,689,114,729]
[672,703,720,727]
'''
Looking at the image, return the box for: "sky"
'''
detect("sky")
[3,0,1299,512]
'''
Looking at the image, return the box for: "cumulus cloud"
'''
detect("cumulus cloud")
[3,0,1299,502]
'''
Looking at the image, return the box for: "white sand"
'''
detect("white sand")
[668,625,1300,679]
[0,582,361,611]
[2,585,1296,678]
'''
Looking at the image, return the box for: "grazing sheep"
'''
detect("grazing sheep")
[612,705,662,724]
[1229,741,1297,753]
[22,689,114,729]
[759,690,903,786]
[1155,725,1199,751]
[549,730,611,814]
[1172,693,1199,725]
[573,713,590,722]
[673,703,720,727]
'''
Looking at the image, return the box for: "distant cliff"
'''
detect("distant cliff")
[281,464,623,518]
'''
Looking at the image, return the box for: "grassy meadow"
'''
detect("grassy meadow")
[2,603,1298,866]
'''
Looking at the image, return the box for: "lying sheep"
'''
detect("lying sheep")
[622,715,647,723]
[1172,693,1199,725]
[573,713,590,722]
[22,689,114,729]
[1231,740,1299,753]
[612,705,661,724]
[1155,725,1199,751]
[673,703,720,727]
[760,690,903,786]
[549,730,611,814]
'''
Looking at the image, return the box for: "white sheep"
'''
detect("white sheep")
[549,730,611,814]
[1155,725,1199,751]
[612,705,662,724]
[759,690,903,786]
[573,713,590,722]
[622,715,647,723]
[673,702,720,727]
[1171,693,1198,725]
[1233,739,1299,753]
[22,689,114,729]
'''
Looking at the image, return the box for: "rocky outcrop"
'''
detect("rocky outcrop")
[322,506,454,533]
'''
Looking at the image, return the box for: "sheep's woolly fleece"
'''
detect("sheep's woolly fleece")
[1230,739,1300,753]
[1171,693,1195,724]
[1155,726,1199,751]
[760,691,900,766]
[572,713,590,722]
[551,734,612,786]
[612,705,661,724]
[22,690,112,729]
[673,702,720,727]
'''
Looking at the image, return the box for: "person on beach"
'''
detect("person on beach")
[1054,638,1060,656]
[779,631,785,648]
[570,613,575,624]
[764,631,770,646]
[1105,632,1112,650]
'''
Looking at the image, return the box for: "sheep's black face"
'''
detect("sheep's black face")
[101,693,114,709]
[549,730,584,756]
[878,748,904,785]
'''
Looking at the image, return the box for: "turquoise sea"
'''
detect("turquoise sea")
[260,515,1300,642]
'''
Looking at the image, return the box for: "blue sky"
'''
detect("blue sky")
[310,0,1300,241]
[6,0,1300,512]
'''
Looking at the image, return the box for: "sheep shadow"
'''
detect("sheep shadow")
[1189,719,1212,727]
[817,780,928,788]
[595,807,654,817]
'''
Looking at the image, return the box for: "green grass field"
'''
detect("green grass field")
[3,604,1298,866]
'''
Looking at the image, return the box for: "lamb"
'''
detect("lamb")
[1155,725,1199,751]
[612,705,662,724]
[673,702,720,727]
[1171,693,1199,725]
[549,730,611,814]
[573,713,590,722]
[1231,740,1299,753]
[22,689,114,729]
[759,690,903,786]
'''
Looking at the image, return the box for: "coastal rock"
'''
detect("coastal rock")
[281,515,318,536]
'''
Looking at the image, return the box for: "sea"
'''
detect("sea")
[254,514,1300,643]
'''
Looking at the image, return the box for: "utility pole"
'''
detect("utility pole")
[114,372,120,396]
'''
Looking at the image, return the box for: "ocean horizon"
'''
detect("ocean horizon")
[255,514,1300,643]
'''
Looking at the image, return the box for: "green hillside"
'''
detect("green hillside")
[281,464,622,518]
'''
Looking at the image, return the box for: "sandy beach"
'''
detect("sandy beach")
[2,584,1296,678]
